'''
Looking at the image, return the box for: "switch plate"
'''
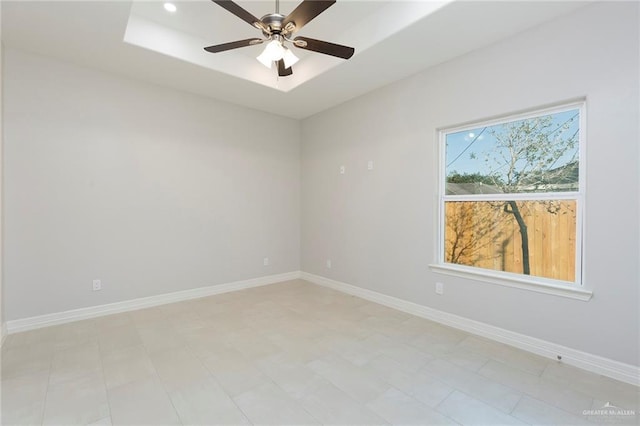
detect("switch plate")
[367,161,374,170]
[263,257,270,266]
[326,259,332,269]
[92,279,102,291]
[340,166,345,175]
[435,282,444,295]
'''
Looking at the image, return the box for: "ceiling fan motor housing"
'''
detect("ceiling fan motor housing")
[259,13,296,37]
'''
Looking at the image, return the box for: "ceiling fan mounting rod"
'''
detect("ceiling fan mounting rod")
[257,0,300,38]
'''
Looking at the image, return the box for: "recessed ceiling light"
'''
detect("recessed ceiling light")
[164,3,177,13]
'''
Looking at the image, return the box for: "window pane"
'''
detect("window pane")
[444,200,576,282]
[445,109,580,194]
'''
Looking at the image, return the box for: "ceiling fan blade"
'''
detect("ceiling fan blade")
[212,0,263,29]
[277,60,293,77]
[204,38,263,53]
[293,37,354,59]
[283,0,335,33]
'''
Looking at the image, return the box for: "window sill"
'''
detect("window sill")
[428,264,592,301]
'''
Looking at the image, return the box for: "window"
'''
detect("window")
[435,102,586,296]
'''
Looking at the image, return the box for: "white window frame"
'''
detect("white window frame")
[429,101,591,301]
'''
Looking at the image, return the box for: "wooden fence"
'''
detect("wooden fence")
[444,200,576,282]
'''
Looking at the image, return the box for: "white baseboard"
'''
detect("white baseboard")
[6,269,638,386]
[301,272,640,387]
[6,271,302,334]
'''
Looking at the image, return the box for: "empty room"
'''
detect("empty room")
[1,0,638,425]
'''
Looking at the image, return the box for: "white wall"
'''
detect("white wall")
[301,2,639,366]
[3,49,301,321]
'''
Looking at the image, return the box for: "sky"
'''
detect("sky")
[445,109,580,180]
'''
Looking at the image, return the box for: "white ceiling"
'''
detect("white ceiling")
[2,1,591,119]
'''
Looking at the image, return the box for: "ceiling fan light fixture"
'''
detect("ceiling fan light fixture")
[257,50,274,68]
[282,48,299,69]
[257,39,286,69]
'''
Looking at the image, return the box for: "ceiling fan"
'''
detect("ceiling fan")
[204,0,355,77]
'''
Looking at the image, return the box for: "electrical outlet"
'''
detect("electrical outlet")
[326,259,332,269]
[92,279,102,291]
[263,257,270,266]
[435,282,444,295]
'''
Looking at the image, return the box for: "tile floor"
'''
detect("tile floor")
[1,279,638,425]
